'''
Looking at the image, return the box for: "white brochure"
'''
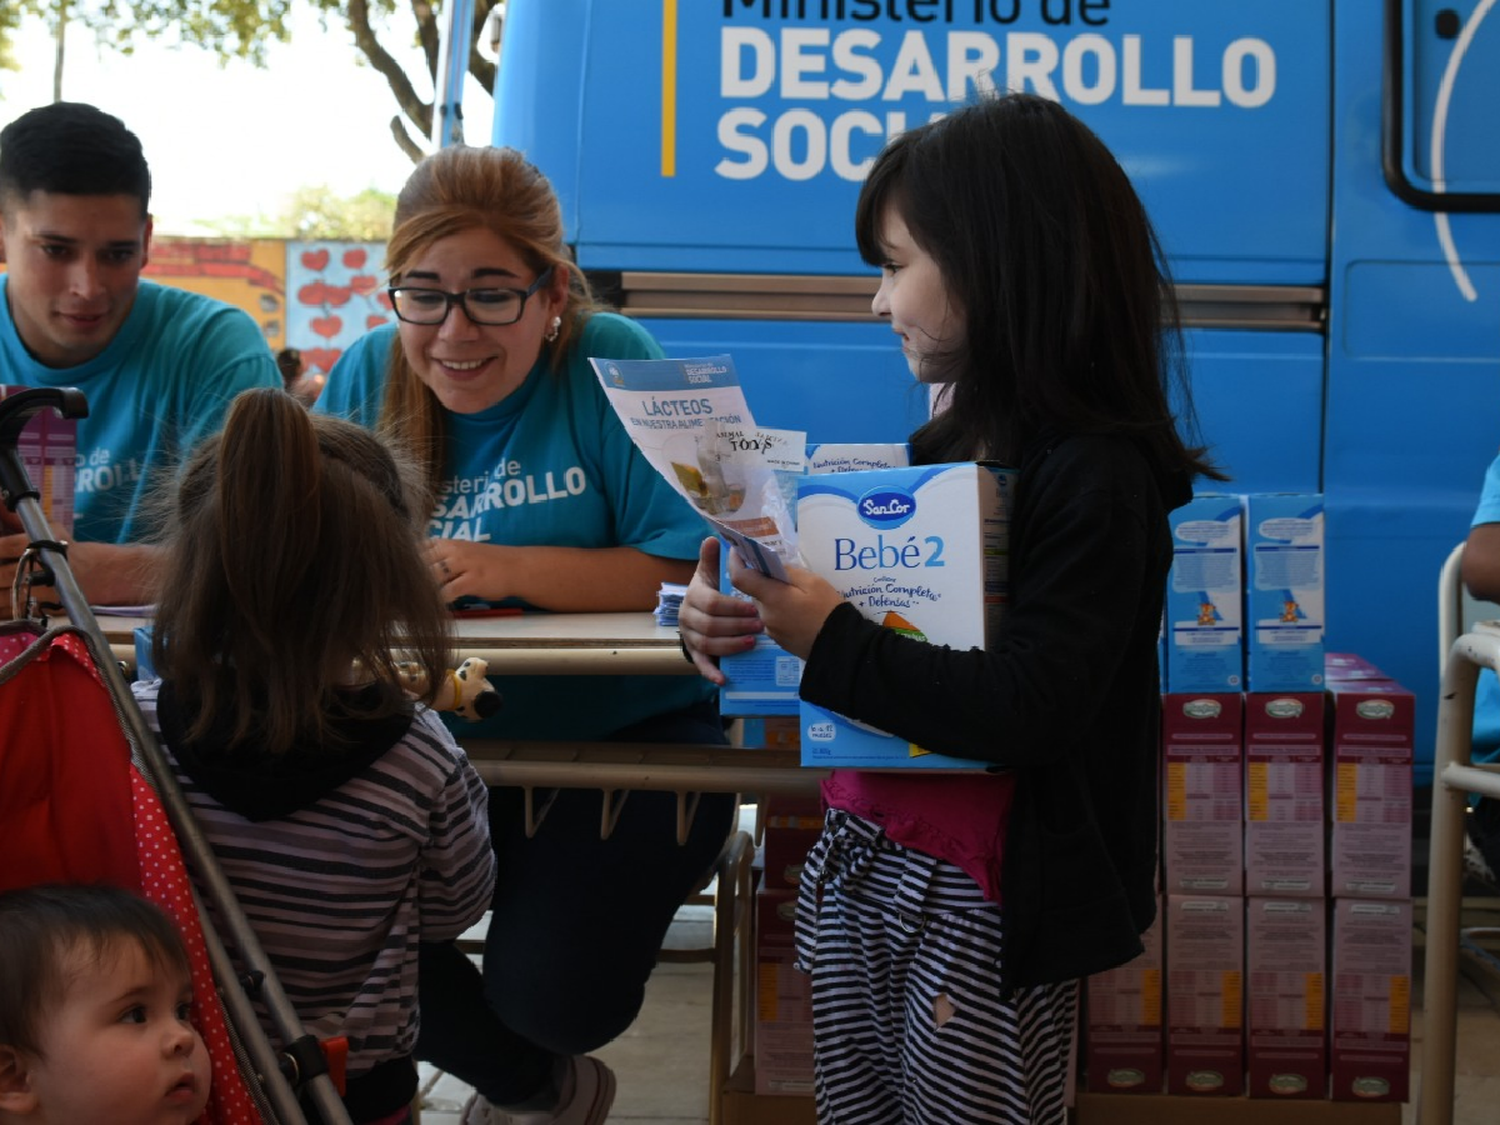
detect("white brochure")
[590,354,799,580]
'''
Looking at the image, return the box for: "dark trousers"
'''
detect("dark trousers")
[416,701,734,1106]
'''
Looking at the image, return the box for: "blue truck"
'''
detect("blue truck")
[490,0,1500,781]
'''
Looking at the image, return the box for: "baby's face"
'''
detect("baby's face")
[27,937,210,1124]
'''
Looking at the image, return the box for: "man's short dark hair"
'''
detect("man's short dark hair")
[0,102,152,215]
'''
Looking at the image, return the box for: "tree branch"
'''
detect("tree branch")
[468,0,495,97]
[389,114,428,165]
[412,0,438,79]
[346,0,432,140]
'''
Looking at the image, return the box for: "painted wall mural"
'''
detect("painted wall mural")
[139,239,394,375]
[141,239,288,348]
[286,241,391,374]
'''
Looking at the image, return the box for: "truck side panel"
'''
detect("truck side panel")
[494,0,1500,778]
[1325,0,1500,780]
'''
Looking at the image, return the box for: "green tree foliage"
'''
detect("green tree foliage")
[0,6,24,73]
[4,0,498,159]
[17,0,295,66]
[203,183,397,240]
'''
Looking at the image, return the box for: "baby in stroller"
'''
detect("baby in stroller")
[0,883,212,1125]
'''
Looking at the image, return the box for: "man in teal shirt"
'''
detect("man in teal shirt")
[0,102,279,605]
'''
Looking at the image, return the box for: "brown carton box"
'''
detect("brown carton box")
[0,386,76,537]
[754,882,815,1096]
[760,793,823,891]
[1244,692,1326,897]
[1085,897,1164,1093]
[1162,693,1244,895]
[1326,682,1413,899]
[1166,894,1245,1096]
[1246,897,1326,1098]
[1329,898,1410,1102]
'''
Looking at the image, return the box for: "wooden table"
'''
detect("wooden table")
[100,610,700,677]
[98,610,825,804]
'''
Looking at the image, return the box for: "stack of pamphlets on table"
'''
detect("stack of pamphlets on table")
[655,582,687,626]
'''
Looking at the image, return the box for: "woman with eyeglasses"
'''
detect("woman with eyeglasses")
[316,144,731,1125]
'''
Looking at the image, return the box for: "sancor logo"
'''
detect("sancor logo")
[1351,1077,1390,1098]
[1355,699,1396,720]
[1266,698,1304,719]
[1183,699,1222,719]
[857,487,917,529]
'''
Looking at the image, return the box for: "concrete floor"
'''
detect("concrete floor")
[414,823,1500,1125]
[416,907,718,1124]
[1406,895,1500,1125]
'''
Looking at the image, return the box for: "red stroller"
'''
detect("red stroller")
[0,388,353,1125]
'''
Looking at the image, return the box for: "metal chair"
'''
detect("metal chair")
[1439,540,1500,963]
[1419,543,1500,1125]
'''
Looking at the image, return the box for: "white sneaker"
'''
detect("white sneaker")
[1465,833,1498,887]
[459,1056,616,1125]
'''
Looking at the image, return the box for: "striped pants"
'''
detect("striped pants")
[794,811,1077,1124]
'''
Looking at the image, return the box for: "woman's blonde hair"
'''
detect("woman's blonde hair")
[379,145,600,490]
[151,387,454,755]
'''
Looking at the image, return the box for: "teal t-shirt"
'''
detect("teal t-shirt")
[0,278,281,545]
[318,313,715,741]
[1471,453,1500,765]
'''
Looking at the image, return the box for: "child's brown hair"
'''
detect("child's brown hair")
[151,387,454,754]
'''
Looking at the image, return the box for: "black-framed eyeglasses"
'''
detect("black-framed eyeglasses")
[388,266,555,327]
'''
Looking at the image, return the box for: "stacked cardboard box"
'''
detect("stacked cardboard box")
[0,386,77,538]
[1087,669,1412,1106]
[1163,493,1326,697]
[1087,485,1407,1112]
[1086,902,1165,1093]
[753,876,815,1095]
[1324,666,1414,1103]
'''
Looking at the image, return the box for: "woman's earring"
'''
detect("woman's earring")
[545,316,562,343]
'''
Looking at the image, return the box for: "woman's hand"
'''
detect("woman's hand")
[677,537,763,684]
[428,539,510,603]
[425,538,694,612]
[726,548,844,661]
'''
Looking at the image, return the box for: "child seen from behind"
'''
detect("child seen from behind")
[134,387,497,1124]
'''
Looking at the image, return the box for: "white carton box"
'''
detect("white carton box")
[1244,493,1326,691]
[796,462,1013,769]
[804,442,911,474]
[1166,495,1244,693]
[720,442,909,717]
